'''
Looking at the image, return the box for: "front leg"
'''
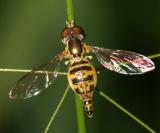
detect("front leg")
[65,59,74,66]
[84,56,92,61]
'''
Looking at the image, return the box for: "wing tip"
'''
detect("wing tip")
[9,89,17,99]
[9,92,16,99]
[8,88,26,99]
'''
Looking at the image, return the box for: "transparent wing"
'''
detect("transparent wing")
[9,52,65,99]
[88,46,155,75]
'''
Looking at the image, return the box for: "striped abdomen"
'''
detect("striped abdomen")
[67,60,97,117]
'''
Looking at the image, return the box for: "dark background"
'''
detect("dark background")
[0,0,159,133]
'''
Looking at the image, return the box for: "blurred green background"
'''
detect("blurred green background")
[0,0,160,133]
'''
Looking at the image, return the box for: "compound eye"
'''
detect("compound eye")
[73,26,84,35]
[61,28,72,39]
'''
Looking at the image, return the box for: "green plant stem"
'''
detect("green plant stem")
[65,0,87,133]
[148,53,160,59]
[96,89,157,133]
[75,95,87,133]
[44,84,70,133]
[66,0,75,23]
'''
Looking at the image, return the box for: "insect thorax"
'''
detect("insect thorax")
[68,37,83,58]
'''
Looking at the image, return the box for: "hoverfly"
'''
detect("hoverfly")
[9,21,155,118]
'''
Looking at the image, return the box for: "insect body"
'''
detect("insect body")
[9,21,155,118]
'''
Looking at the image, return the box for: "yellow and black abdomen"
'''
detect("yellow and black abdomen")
[67,60,97,117]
